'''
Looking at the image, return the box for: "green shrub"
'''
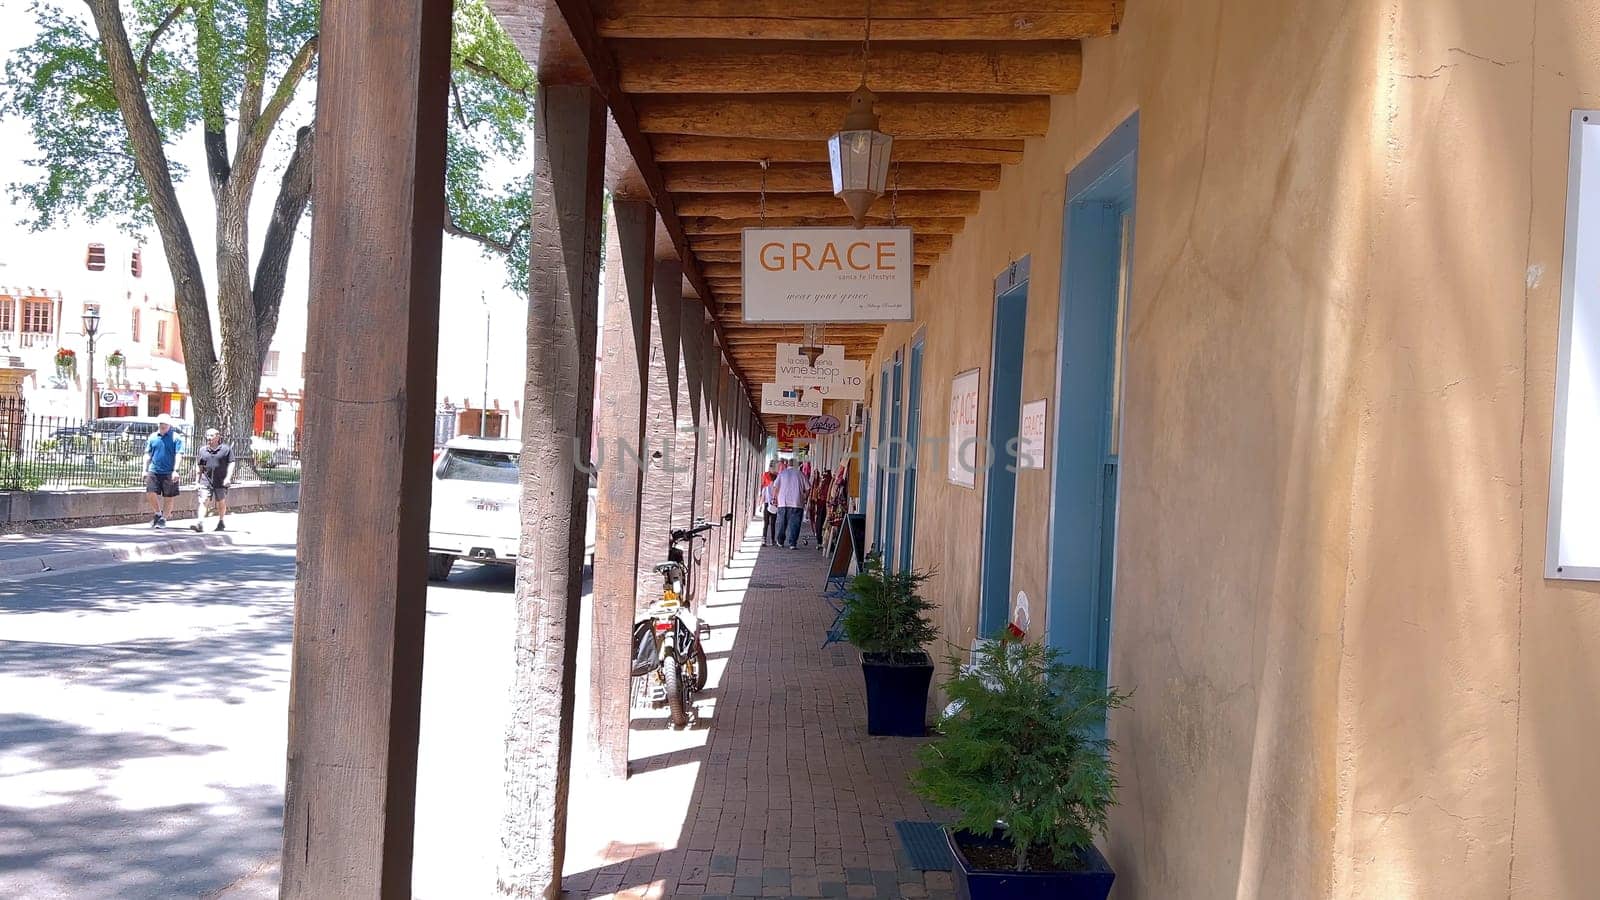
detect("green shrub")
[841,554,939,662]
[911,636,1131,872]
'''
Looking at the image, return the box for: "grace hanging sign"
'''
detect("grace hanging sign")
[741,227,915,322]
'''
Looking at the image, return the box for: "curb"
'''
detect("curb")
[0,532,236,582]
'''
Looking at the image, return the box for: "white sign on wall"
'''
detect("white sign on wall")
[948,367,981,487]
[1549,109,1600,580]
[741,227,915,322]
[760,383,824,416]
[1017,399,1049,470]
[774,342,868,400]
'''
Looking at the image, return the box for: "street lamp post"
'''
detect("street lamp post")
[479,292,490,437]
[82,307,101,422]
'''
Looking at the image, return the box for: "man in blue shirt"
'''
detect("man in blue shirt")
[145,414,183,528]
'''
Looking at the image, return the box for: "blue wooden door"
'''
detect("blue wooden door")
[898,337,925,572]
[883,351,904,568]
[979,278,1029,636]
[1047,115,1138,675]
[874,362,891,552]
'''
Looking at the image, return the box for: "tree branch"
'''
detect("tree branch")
[81,0,216,374]
[450,79,469,131]
[232,33,316,191]
[137,1,186,83]
[458,56,533,99]
[235,0,269,151]
[445,217,516,255]
[194,0,230,193]
[251,124,313,353]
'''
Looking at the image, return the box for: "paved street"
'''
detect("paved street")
[0,512,535,899]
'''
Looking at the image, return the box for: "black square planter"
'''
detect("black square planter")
[947,828,1115,900]
[860,653,933,736]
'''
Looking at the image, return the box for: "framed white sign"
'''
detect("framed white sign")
[1018,399,1048,470]
[948,367,981,487]
[741,227,915,322]
[774,342,868,400]
[1548,110,1600,580]
[760,383,824,416]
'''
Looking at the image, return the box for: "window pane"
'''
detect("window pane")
[439,449,519,484]
[1107,210,1133,456]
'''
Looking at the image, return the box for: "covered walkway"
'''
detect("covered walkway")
[562,524,953,900]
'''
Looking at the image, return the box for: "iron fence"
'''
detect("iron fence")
[0,406,300,491]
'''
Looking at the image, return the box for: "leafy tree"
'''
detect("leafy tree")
[1,0,534,445]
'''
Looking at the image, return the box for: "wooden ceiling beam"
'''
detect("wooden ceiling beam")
[614,39,1081,94]
[675,191,979,218]
[635,93,1051,140]
[691,232,954,253]
[650,136,1025,165]
[663,161,1001,193]
[596,1,1124,42]
[508,0,764,422]
[683,215,966,234]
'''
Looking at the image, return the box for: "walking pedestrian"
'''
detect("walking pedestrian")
[191,428,235,533]
[144,414,183,528]
[758,470,778,546]
[809,469,833,550]
[773,459,810,549]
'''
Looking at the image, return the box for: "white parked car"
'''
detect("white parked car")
[426,436,601,582]
[428,437,521,581]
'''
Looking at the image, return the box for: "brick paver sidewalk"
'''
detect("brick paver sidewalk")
[563,526,955,900]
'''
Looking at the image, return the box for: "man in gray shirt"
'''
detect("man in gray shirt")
[191,428,235,533]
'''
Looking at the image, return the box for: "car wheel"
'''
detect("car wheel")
[427,553,454,581]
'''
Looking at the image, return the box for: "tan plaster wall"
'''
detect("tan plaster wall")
[865,0,1600,896]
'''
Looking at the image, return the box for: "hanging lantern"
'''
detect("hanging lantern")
[828,85,893,227]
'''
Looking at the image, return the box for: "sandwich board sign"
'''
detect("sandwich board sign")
[741,227,915,322]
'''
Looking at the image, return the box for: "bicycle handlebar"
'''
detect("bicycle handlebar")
[669,520,719,545]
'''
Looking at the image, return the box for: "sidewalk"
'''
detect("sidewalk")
[562,525,956,900]
[0,511,301,581]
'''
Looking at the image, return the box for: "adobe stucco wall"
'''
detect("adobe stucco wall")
[866,0,1600,897]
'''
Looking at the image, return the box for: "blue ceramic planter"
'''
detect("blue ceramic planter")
[861,653,933,736]
[947,828,1115,900]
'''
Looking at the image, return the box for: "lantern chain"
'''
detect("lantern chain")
[861,0,872,86]
[890,161,900,226]
[760,158,769,223]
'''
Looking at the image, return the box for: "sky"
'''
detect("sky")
[0,1,533,412]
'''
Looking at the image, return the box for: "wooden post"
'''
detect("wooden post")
[720,374,737,569]
[279,0,451,895]
[696,329,721,602]
[706,367,730,589]
[498,83,607,899]
[590,198,655,780]
[666,274,697,533]
[636,259,683,609]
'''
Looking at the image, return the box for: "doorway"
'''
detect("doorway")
[898,335,925,572]
[882,349,904,568]
[978,260,1030,636]
[1046,114,1138,674]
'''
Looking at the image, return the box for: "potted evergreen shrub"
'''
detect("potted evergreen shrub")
[911,636,1131,900]
[841,555,938,736]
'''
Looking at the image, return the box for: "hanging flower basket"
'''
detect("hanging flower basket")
[54,347,76,377]
[107,350,125,368]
